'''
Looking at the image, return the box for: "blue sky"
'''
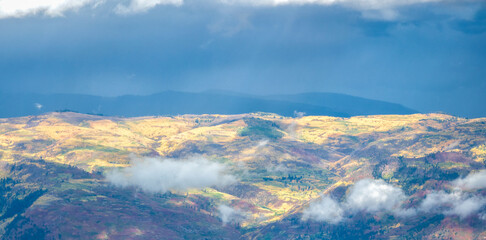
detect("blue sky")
[0,0,485,117]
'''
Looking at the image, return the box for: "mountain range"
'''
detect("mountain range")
[0,91,417,118]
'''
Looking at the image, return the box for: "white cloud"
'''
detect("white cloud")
[303,179,414,223]
[218,0,448,10]
[114,0,182,14]
[419,190,486,219]
[304,170,486,224]
[453,169,486,191]
[302,196,344,224]
[345,179,407,213]
[0,0,474,20]
[420,170,486,219]
[218,204,246,225]
[106,156,236,193]
[304,172,486,224]
[0,0,102,18]
[220,0,434,7]
[34,103,43,110]
[256,139,268,148]
[218,0,451,20]
[266,163,289,174]
[0,0,181,18]
[284,111,305,137]
[294,111,305,118]
[452,196,486,218]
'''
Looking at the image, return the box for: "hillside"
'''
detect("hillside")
[1,112,485,239]
[0,91,417,118]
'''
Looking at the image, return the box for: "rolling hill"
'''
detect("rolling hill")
[1,112,485,239]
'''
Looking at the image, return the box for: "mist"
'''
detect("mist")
[303,172,486,223]
[106,156,236,193]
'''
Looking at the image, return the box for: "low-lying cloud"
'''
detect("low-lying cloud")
[419,191,486,219]
[218,204,247,225]
[453,169,486,191]
[418,170,486,219]
[257,139,269,148]
[345,179,407,213]
[302,196,344,224]
[106,156,236,193]
[286,110,305,138]
[34,103,43,110]
[303,171,486,223]
[303,179,413,223]
[266,163,290,174]
[416,169,486,219]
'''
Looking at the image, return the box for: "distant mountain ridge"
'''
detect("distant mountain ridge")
[0,91,417,118]
[265,92,417,116]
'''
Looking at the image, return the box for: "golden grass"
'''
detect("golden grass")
[157,120,244,154]
[188,188,239,201]
[1,112,486,229]
[471,145,486,162]
[31,194,62,207]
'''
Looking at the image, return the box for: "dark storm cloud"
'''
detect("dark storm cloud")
[0,0,485,117]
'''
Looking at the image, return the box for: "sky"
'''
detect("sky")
[0,0,485,117]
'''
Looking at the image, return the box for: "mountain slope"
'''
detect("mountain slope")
[1,112,485,239]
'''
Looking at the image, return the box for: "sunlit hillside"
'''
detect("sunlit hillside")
[1,112,485,239]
